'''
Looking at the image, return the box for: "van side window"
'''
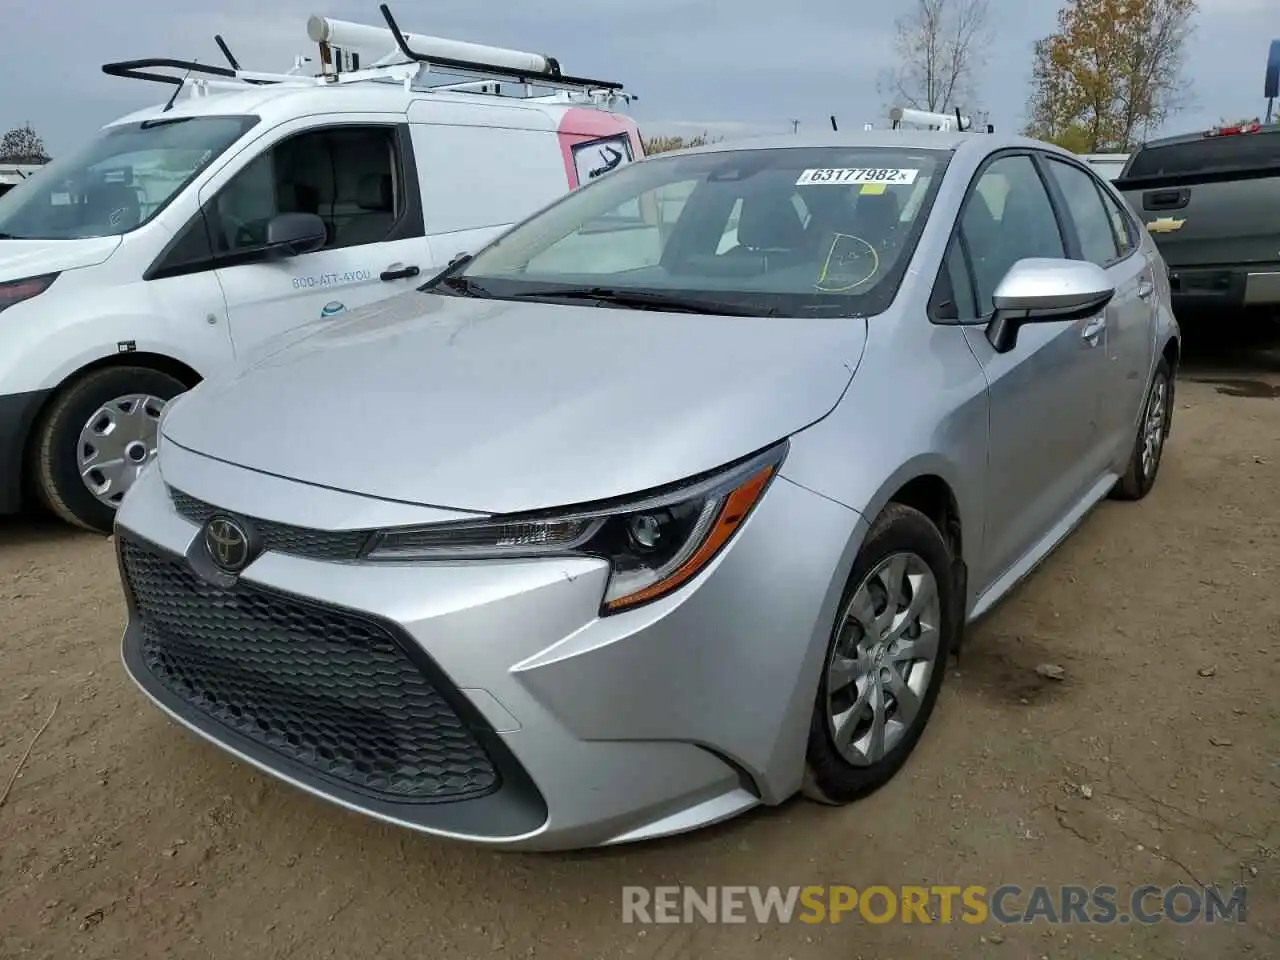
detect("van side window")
[208,126,401,254]
[160,214,216,271]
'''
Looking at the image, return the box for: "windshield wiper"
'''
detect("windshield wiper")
[431,274,486,297]
[509,286,772,316]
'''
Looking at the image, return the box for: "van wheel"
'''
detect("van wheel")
[32,367,187,534]
[802,504,956,805]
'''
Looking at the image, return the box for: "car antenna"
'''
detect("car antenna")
[830,115,838,132]
[161,60,196,112]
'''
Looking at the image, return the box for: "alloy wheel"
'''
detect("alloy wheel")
[1141,374,1168,480]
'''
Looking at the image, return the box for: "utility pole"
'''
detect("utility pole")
[790,119,800,134]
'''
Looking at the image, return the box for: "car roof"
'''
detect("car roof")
[659,129,1079,162]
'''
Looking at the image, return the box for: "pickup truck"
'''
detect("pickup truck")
[1114,121,1280,318]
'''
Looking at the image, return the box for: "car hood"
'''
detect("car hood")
[163,291,866,513]
[0,236,122,280]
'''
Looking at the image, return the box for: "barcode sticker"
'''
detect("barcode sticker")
[796,168,919,186]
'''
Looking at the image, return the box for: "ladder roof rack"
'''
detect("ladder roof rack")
[101,4,632,107]
[371,3,622,91]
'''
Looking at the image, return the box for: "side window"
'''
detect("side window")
[960,154,1065,315]
[935,235,978,320]
[1099,187,1137,259]
[207,126,401,255]
[152,212,216,276]
[1043,158,1120,267]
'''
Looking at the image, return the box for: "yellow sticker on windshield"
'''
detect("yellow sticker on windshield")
[860,183,887,195]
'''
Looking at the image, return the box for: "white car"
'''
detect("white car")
[0,9,640,533]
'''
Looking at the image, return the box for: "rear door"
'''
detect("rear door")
[1039,154,1155,463]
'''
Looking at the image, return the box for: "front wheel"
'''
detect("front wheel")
[1111,357,1172,502]
[31,366,187,533]
[802,503,957,805]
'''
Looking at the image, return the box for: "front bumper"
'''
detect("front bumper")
[0,389,50,514]
[114,451,863,851]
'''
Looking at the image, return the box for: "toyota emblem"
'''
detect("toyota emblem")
[203,516,253,573]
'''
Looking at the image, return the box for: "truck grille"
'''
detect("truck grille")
[169,488,372,562]
[120,539,500,803]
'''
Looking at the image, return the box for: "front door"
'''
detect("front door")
[196,120,429,357]
[954,153,1109,589]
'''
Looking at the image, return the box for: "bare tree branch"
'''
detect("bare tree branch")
[877,0,992,118]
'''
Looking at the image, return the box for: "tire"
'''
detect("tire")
[802,503,958,805]
[1111,357,1172,502]
[31,366,188,534]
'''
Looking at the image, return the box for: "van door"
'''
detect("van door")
[196,120,428,356]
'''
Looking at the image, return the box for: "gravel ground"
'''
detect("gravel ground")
[1,329,1277,959]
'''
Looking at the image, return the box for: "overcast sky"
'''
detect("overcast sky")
[3,0,1275,153]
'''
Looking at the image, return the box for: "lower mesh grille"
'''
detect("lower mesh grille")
[121,539,499,803]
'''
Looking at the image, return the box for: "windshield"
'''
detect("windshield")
[0,115,256,240]
[445,146,950,317]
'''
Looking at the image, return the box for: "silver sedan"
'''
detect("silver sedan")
[114,130,1180,851]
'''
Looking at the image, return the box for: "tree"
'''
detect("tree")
[1024,0,1198,153]
[878,0,992,116]
[642,132,716,155]
[0,122,50,164]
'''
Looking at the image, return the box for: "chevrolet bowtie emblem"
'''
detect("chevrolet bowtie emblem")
[1146,217,1186,234]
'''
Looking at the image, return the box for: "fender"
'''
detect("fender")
[11,314,221,396]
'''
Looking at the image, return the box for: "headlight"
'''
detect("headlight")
[366,441,787,613]
[0,273,59,314]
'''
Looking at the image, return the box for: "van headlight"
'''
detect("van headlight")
[365,442,786,612]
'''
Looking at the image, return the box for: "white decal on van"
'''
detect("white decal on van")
[292,270,374,290]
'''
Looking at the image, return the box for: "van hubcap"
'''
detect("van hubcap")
[76,394,168,508]
[825,552,941,767]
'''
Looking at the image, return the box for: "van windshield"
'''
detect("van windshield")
[444,146,949,317]
[0,115,256,241]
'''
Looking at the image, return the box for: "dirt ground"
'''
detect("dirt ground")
[1,327,1278,960]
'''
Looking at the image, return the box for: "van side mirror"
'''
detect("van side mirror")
[985,258,1115,354]
[264,213,327,258]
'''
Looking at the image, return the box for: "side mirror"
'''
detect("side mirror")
[264,212,327,258]
[986,258,1115,354]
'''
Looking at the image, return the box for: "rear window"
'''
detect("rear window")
[1124,129,1280,181]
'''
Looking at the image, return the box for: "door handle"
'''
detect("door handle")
[380,264,420,281]
[1137,280,1155,300]
[1081,316,1106,346]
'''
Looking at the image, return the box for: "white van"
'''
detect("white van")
[0,9,641,533]
[1081,152,1130,182]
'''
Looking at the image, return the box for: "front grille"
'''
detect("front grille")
[169,488,372,562]
[121,539,500,803]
